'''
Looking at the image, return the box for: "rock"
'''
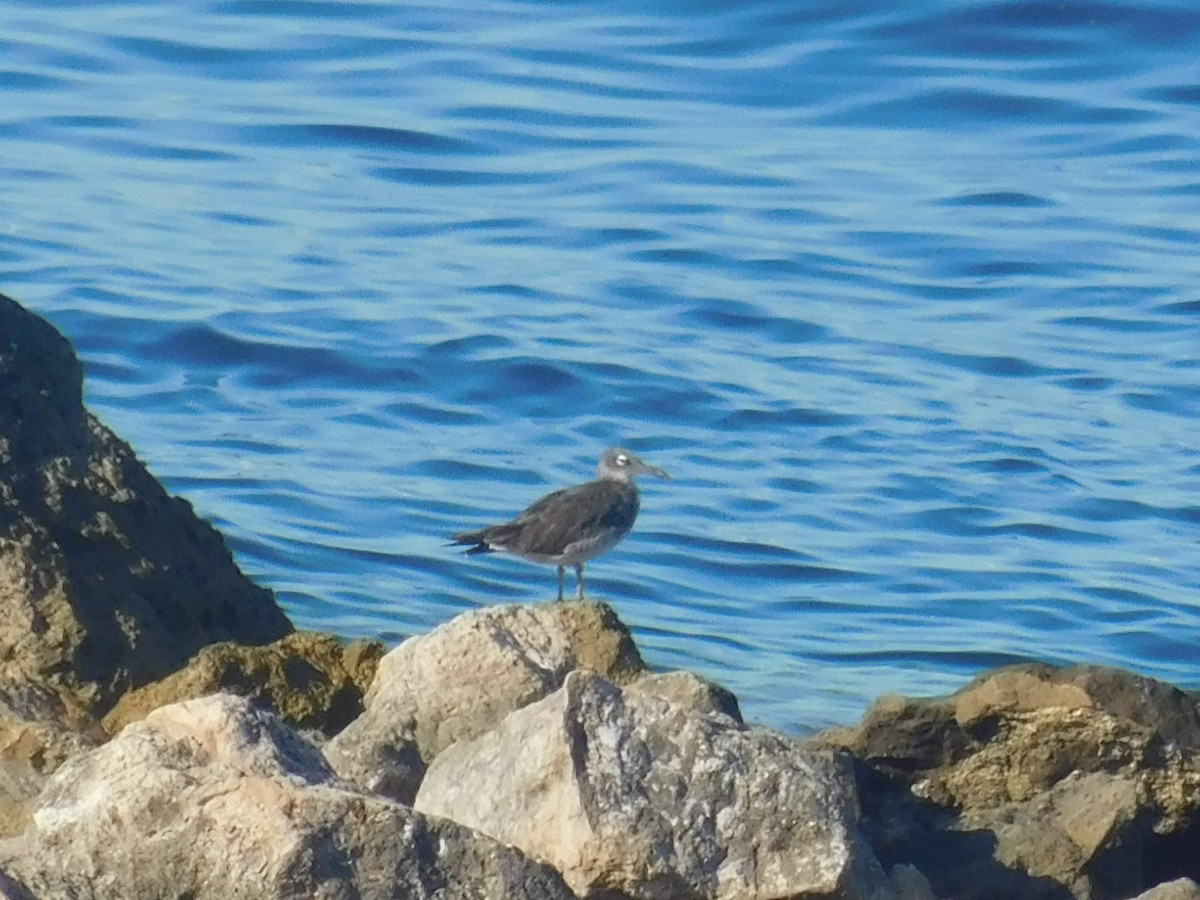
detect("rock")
[325,600,645,802]
[624,669,743,722]
[103,632,384,737]
[952,664,1200,751]
[11,693,577,900]
[415,670,894,900]
[817,693,971,772]
[0,293,292,715]
[0,859,36,900]
[0,678,104,837]
[815,664,1200,900]
[1129,879,1200,900]
[886,864,935,900]
[949,768,1143,900]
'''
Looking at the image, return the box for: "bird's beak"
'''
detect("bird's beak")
[638,462,670,480]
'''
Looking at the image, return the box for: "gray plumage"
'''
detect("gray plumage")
[452,447,669,601]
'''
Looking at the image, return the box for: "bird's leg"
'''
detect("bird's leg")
[574,563,585,600]
[556,565,565,602]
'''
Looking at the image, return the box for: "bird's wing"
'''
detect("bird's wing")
[500,481,637,556]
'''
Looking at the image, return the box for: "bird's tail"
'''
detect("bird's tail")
[449,531,494,555]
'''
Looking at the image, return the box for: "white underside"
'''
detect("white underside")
[497,524,632,566]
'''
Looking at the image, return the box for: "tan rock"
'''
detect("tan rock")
[11,693,577,900]
[0,678,104,837]
[955,771,1142,899]
[103,632,383,737]
[416,670,893,900]
[952,664,1200,750]
[815,664,1200,900]
[325,600,645,802]
[919,706,1152,808]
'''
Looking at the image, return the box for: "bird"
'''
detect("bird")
[452,447,669,601]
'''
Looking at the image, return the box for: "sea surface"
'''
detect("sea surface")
[3,0,1199,733]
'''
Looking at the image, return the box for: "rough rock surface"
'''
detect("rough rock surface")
[624,669,743,722]
[10,693,577,900]
[814,663,1200,900]
[0,293,292,714]
[0,678,103,837]
[415,669,895,900]
[325,600,646,802]
[103,631,383,737]
[1128,879,1200,900]
[0,862,35,900]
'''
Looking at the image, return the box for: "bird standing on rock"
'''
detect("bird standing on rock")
[452,447,669,601]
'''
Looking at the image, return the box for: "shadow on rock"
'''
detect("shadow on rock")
[812,663,1200,900]
[1,293,292,715]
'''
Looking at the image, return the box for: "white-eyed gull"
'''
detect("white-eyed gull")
[452,447,669,601]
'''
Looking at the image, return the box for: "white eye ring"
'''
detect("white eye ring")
[616,454,629,465]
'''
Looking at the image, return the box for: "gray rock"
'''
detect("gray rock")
[0,293,292,716]
[325,600,645,802]
[1128,879,1200,900]
[0,843,37,900]
[12,693,576,900]
[886,864,935,900]
[415,670,894,900]
[624,669,743,722]
[0,872,34,900]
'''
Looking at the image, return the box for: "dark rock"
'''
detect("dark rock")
[816,693,972,773]
[0,860,36,900]
[0,293,292,715]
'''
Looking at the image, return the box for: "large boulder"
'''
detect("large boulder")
[324,600,646,802]
[0,293,292,714]
[415,669,900,900]
[9,693,577,900]
[814,664,1200,900]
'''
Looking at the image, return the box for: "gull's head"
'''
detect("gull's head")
[597,447,670,483]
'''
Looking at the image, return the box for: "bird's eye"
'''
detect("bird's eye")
[616,454,629,465]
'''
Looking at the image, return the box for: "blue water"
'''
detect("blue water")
[3,0,1200,733]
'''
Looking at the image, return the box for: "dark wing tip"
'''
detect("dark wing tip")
[450,530,497,555]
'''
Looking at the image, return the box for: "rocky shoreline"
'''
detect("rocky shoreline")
[1,291,1198,900]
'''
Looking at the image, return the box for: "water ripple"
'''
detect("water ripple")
[4,0,1200,732]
